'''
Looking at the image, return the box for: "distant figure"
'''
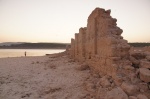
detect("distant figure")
[25,51,26,57]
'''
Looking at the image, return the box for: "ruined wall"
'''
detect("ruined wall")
[70,7,130,77]
[69,8,150,99]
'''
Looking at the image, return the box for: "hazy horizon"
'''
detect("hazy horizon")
[0,41,150,44]
[0,0,150,43]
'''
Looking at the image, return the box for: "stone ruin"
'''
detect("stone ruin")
[70,8,130,77]
[68,7,150,99]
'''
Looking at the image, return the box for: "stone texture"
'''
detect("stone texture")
[137,94,148,99]
[129,96,137,99]
[140,60,150,69]
[105,87,128,99]
[130,51,146,60]
[99,76,111,88]
[139,68,150,83]
[121,82,138,95]
[68,7,150,99]
[146,56,150,61]
[138,83,149,92]
[130,56,140,67]
[144,46,150,52]
[69,7,130,77]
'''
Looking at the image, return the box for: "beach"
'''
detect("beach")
[0,53,90,99]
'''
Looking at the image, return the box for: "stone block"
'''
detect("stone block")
[99,76,111,88]
[137,94,148,99]
[129,96,137,99]
[121,82,138,95]
[113,75,123,86]
[130,51,146,60]
[140,60,150,69]
[105,87,128,99]
[146,55,150,61]
[139,68,150,83]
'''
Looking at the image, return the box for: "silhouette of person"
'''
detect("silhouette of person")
[25,51,26,57]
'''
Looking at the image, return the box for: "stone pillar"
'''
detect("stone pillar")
[78,27,86,62]
[75,33,79,60]
[70,38,75,58]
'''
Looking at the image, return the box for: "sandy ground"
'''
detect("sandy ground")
[0,54,90,99]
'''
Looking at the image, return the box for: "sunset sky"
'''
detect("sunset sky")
[0,0,150,43]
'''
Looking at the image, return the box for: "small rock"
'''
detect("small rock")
[140,60,150,69]
[77,63,89,71]
[139,68,150,83]
[85,82,96,92]
[146,56,150,61]
[135,69,140,75]
[99,77,111,88]
[96,88,107,99]
[138,83,149,92]
[111,82,115,88]
[130,56,140,66]
[130,73,141,84]
[113,75,123,86]
[140,89,144,93]
[105,87,128,99]
[123,65,135,70]
[137,94,148,99]
[121,82,138,95]
[130,51,146,60]
[92,73,100,78]
[129,96,137,99]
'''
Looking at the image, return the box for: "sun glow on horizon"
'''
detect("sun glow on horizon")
[0,0,150,43]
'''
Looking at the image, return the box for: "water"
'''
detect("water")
[0,49,65,58]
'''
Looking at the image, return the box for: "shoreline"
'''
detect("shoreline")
[0,49,65,58]
[0,48,66,49]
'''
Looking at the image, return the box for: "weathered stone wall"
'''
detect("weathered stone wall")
[69,8,150,98]
[70,7,130,77]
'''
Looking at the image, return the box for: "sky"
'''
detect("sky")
[0,0,150,43]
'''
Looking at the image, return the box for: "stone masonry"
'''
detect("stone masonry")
[69,8,130,77]
[69,7,150,98]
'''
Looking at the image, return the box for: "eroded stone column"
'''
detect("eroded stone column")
[75,33,79,60]
[78,27,87,62]
[70,38,75,58]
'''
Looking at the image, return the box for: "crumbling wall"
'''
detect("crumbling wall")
[69,7,150,99]
[70,8,130,77]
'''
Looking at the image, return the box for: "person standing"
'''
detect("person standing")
[25,51,26,57]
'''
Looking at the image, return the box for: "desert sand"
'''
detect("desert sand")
[0,53,90,99]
